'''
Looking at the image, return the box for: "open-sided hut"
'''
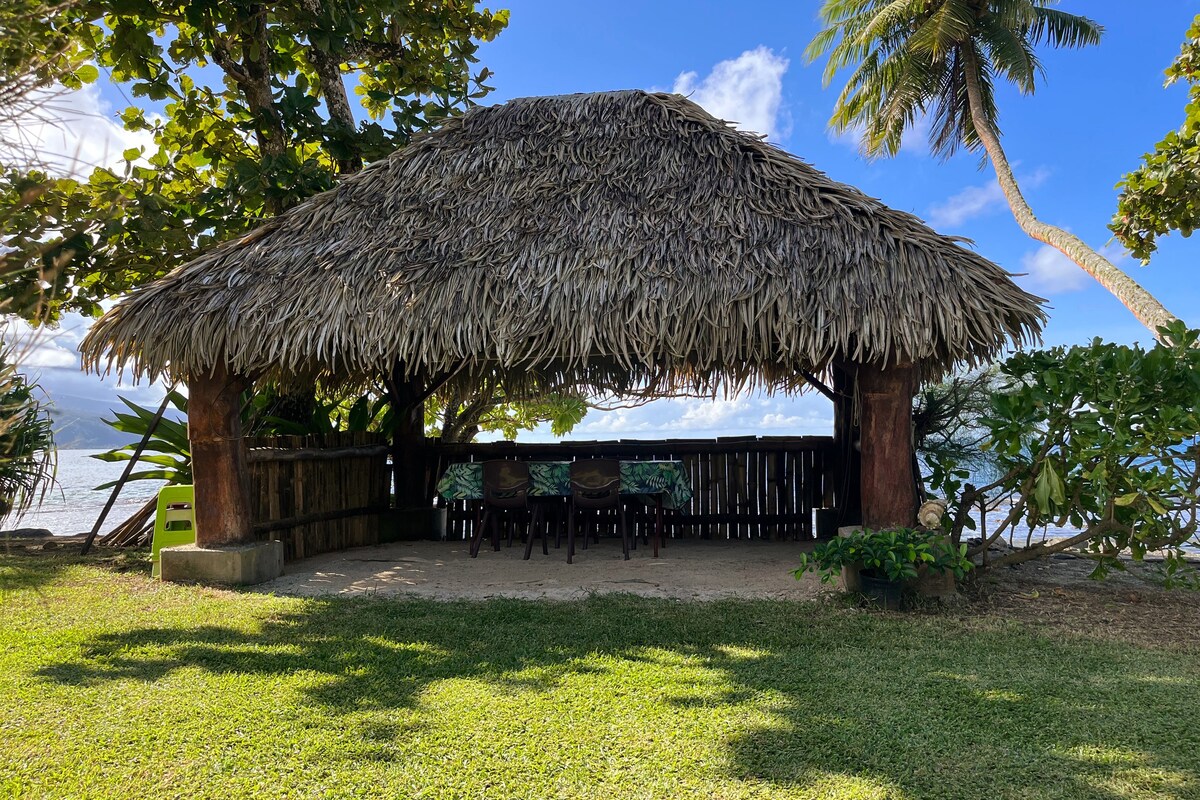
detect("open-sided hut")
[82,90,1044,573]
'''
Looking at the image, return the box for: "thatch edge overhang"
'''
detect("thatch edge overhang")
[81,90,1046,393]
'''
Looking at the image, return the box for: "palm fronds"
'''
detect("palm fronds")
[809,0,1102,158]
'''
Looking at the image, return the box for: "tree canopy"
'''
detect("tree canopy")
[1112,14,1200,263]
[1,0,508,322]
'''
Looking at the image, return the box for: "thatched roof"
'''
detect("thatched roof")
[82,90,1044,394]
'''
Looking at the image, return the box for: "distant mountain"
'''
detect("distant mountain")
[48,395,186,451]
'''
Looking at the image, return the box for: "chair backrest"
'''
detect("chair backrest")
[482,460,531,509]
[151,484,196,578]
[569,459,621,510]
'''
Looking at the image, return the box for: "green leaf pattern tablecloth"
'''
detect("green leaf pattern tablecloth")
[436,461,693,509]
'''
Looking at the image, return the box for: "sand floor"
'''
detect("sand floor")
[263,538,824,601]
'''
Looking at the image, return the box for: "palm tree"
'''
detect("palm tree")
[808,0,1181,338]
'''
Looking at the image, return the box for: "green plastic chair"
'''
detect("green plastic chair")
[151,484,195,578]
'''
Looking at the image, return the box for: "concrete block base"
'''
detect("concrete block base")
[160,540,284,586]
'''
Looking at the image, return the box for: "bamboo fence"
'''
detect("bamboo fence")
[428,436,838,541]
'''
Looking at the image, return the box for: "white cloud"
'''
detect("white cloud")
[673,47,790,141]
[16,339,78,369]
[1,83,153,177]
[1019,241,1128,295]
[555,394,832,441]
[927,167,1050,228]
[1,313,169,414]
[670,397,749,431]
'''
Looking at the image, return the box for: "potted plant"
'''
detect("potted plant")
[793,528,972,609]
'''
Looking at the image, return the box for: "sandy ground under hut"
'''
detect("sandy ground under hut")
[264,539,824,601]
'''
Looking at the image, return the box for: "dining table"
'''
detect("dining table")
[435,460,693,557]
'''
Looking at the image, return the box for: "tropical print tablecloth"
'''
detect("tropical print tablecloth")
[436,460,693,509]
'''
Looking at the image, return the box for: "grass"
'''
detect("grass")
[1,552,1198,800]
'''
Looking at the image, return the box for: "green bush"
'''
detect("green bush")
[0,343,55,523]
[933,321,1200,583]
[793,528,973,584]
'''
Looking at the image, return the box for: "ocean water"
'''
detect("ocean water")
[9,449,165,537]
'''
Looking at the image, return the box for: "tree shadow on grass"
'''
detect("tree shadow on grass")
[32,594,1200,798]
[0,548,145,596]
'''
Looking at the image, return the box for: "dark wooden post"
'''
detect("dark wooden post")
[386,364,428,509]
[831,363,863,526]
[188,363,253,546]
[857,361,918,530]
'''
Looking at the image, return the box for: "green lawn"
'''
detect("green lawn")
[1,553,1197,800]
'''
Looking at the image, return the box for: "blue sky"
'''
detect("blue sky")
[12,0,1200,441]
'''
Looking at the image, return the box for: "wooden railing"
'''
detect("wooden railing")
[427,436,839,541]
[246,432,390,561]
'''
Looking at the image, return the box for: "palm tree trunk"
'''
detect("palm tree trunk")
[961,48,1181,340]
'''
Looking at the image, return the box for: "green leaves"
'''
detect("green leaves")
[941,322,1200,580]
[91,391,191,489]
[1032,460,1066,517]
[73,63,99,83]
[0,343,56,523]
[1,0,510,323]
[1112,15,1200,262]
[794,528,973,585]
[808,0,1102,159]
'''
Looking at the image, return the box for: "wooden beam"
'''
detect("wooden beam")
[797,368,837,402]
[831,364,862,527]
[246,444,390,463]
[189,363,254,546]
[858,361,918,530]
[385,363,429,509]
[252,503,389,534]
[431,436,836,458]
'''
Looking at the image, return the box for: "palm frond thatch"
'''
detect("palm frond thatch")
[81,90,1045,394]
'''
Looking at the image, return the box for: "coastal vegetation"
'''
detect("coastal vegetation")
[0,343,55,524]
[925,323,1200,583]
[1113,14,1200,262]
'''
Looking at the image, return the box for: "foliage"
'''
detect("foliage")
[91,383,399,492]
[914,368,1008,501]
[807,0,1102,159]
[427,377,588,442]
[0,0,508,322]
[808,0,1177,342]
[91,390,190,488]
[0,1,96,320]
[794,527,972,584]
[0,1,93,163]
[0,343,56,523]
[4,557,1200,799]
[1112,14,1200,263]
[942,321,1200,580]
[245,384,394,437]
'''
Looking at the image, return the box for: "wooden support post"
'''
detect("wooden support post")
[188,364,253,547]
[386,364,428,509]
[858,361,918,530]
[831,363,863,526]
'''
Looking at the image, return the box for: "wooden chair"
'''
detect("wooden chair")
[472,460,543,558]
[567,459,630,563]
